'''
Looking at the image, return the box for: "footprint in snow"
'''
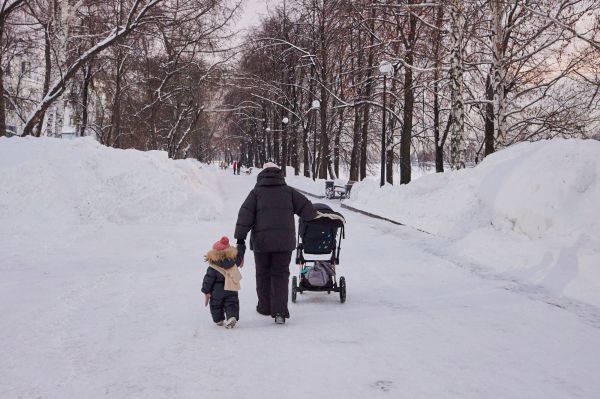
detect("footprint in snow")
[373,380,393,392]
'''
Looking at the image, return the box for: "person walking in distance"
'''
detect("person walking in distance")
[234,162,318,324]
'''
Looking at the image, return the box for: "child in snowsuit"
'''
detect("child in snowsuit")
[202,236,243,328]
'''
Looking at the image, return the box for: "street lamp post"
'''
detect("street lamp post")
[379,61,393,187]
[265,126,271,163]
[310,100,320,181]
[282,116,289,176]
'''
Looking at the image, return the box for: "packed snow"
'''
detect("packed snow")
[2,137,600,398]
[346,139,600,306]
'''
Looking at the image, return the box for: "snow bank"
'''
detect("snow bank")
[0,137,222,228]
[347,139,600,305]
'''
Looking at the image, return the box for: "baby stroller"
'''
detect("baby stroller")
[292,203,347,303]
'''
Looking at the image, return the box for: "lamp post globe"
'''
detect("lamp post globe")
[379,60,393,76]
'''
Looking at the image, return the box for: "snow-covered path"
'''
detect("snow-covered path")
[2,168,600,399]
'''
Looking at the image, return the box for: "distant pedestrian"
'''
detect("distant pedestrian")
[233,161,237,175]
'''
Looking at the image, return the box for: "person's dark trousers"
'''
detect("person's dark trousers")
[254,251,293,318]
[209,282,240,323]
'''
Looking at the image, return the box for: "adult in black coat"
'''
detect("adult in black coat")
[235,164,317,322]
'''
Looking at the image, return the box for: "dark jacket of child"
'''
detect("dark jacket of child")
[202,239,242,323]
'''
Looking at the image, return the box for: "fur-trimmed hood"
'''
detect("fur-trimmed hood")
[205,246,238,269]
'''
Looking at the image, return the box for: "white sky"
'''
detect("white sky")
[235,0,274,35]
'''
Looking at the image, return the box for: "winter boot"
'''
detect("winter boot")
[216,320,224,326]
[225,317,237,329]
[274,314,286,325]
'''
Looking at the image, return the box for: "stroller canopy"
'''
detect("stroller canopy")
[298,203,345,256]
[303,203,346,229]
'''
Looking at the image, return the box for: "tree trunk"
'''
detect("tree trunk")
[432,1,444,172]
[360,8,376,181]
[79,63,92,137]
[400,10,417,184]
[386,146,394,185]
[400,65,413,185]
[433,69,443,172]
[449,0,466,170]
[334,107,343,177]
[109,54,123,148]
[484,72,495,156]
[491,0,506,149]
[34,24,52,137]
[385,65,398,185]
[0,65,5,137]
[1,2,27,134]
[248,134,255,168]
[0,12,7,136]
[318,7,330,180]
[318,85,329,179]
[349,104,362,181]
[348,27,362,182]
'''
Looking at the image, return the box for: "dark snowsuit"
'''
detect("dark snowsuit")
[234,167,317,318]
[201,250,240,323]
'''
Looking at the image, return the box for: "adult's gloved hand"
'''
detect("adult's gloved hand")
[236,241,246,268]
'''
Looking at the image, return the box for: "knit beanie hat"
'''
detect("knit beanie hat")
[263,162,279,169]
[212,236,231,251]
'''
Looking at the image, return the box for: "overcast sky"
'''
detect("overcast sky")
[236,0,273,33]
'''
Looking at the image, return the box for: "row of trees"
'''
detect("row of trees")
[1,0,237,159]
[224,0,600,183]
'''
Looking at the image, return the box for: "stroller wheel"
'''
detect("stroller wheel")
[339,276,346,303]
[292,276,298,303]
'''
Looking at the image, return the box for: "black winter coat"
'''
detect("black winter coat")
[201,267,226,294]
[234,167,317,253]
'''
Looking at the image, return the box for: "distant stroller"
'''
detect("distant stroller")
[292,203,347,303]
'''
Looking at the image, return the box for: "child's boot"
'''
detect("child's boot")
[225,317,237,329]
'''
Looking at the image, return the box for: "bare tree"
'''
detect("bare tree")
[21,0,164,136]
[0,0,27,136]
